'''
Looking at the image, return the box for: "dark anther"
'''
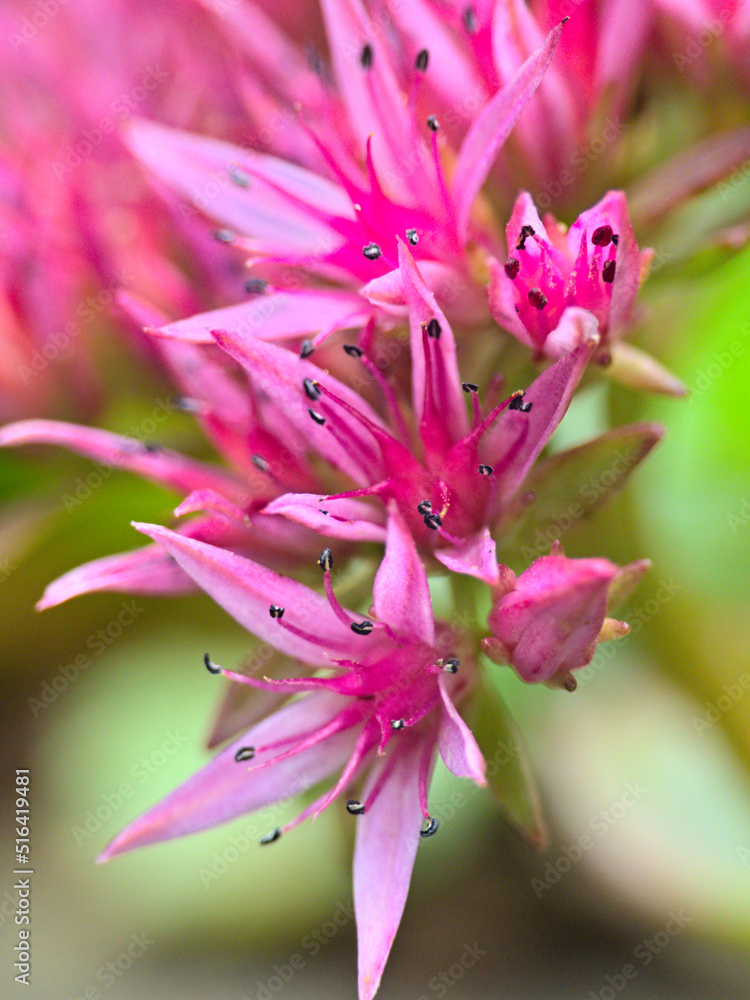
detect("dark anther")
[229,168,250,188]
[420,816,440,837]
[423,512,443,530]
[260,827,282,845]
[252,455,269,472]
[478,464,493,475]
[504,256,520,279]
[563,673,578,692]
[462,6,479,33]
[406,228,419,245]
[213,228,235,243]
[303,377,321,401]
[360,43,373,68]
[142,442,162,453]
[508,393,533,413]
[244,278,269,295]
[462,382,478,393]
[362,242,382,260]
[390,718,406,730]
[234,747,255,762]
[346,800,366,815]
[427,115,440,132]
[308,408,326,425]
[516,224,535,251]
[351,620,374,635]
[611,234,619,246]
[528,287,547,310]
[319,548,334,572]
[415,48,429,72]
[443,657,460,674]
[417,500,433,515]
[343,343,364,358]
[591,224,613,247]
[426,318,441,339]
[269,604,285,619]
[306,43,325,77]
[320,509,329,515]
[602,259,616,283]
[173,396,201,412]
[300,340,314,358]
[204,653,222,675]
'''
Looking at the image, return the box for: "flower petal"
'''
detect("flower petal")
[373,502,434,645]
[437,677,487,786]
[433,527,499,585]
[263,493,386,542]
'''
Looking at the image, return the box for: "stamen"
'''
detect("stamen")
[318,548,334,572]
[427,115,439,132]
[417,499,433,515]
[443,657,460,673]
[504,257,520,279]
[424,512,443,530]
[252,454,269,472]
[415,49,429,72]
[516,224,535,251]
[478,464,493,475]
[234,747,255,762]
[360,43,373,69]
[351,620,374,635]
[229,167,251,188]
[260,828,282,845]
[362,242,382,260]
[343,343,363,358]
[204,653,222,675]
[346,799,366,815]
[462,6,478,33]
[611,234,619,246]
[420,816,439,837]
[308,408,326,425]
[602,260,616,283]
[390,718,406,730]
[462,382,478,393]
[269,604,285,619]
[303,378,321,401]
[528,287,547,310]
[244,278,268,295]
[300,340,314,358]
[508,393,533,413]
[213,228,235,244]
[591,225,613,246]
[426,318,441,339]
[406,228,419,245]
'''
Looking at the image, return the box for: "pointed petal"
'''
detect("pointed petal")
[133,524,352,666]
[100,693,354,859]
[605,341,687,396]
[437,678,486,786]
[354,736,431,1000]
[434,527,499,585]
[373,502,434,645]
[0,420,245,501]
[263,493,386,542]
[453,21,564,241]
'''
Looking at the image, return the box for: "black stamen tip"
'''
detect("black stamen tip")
[346,799,366,815]
[362,242,382,260]
[229,167,251,188]
[269,604,285,619]
[420,816,439,837]
[213,228,235,244]
[142,442,162,453]
[443,657,460,674]
[406,228,419,246]
[360,43,373,68]
[516,224,536,251]
[204,653,222,675]
[245,278,269,296]
[252,454,269,472]
[478,464,493,475]
[462,6,478,33]
[528,287,547,310]
[234,746,255,762]
[417,499,433,515]
[351,620,374,635]
[390,718,406,730]
[591,224,613,247]
[260,827,282,845]
[426,318,442,339]
[343,343,364,358]
[611,234,619,246]
[427,115,439,132]
[318,548,333,572]
[504,256,520,279]
[300,339,314,358]
[303,377,321,401]
[462,382,478,393]
[415,48,429,72]
[508,393,533,413]
[423,512,443,530]
[602,259,616,283]
[308,408,326,425]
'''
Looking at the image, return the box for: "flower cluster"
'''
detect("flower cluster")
[6,0,731,996]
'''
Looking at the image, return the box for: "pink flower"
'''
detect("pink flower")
[488,190,651,362]
[99,506,486,1000]
[481,546,644,688]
